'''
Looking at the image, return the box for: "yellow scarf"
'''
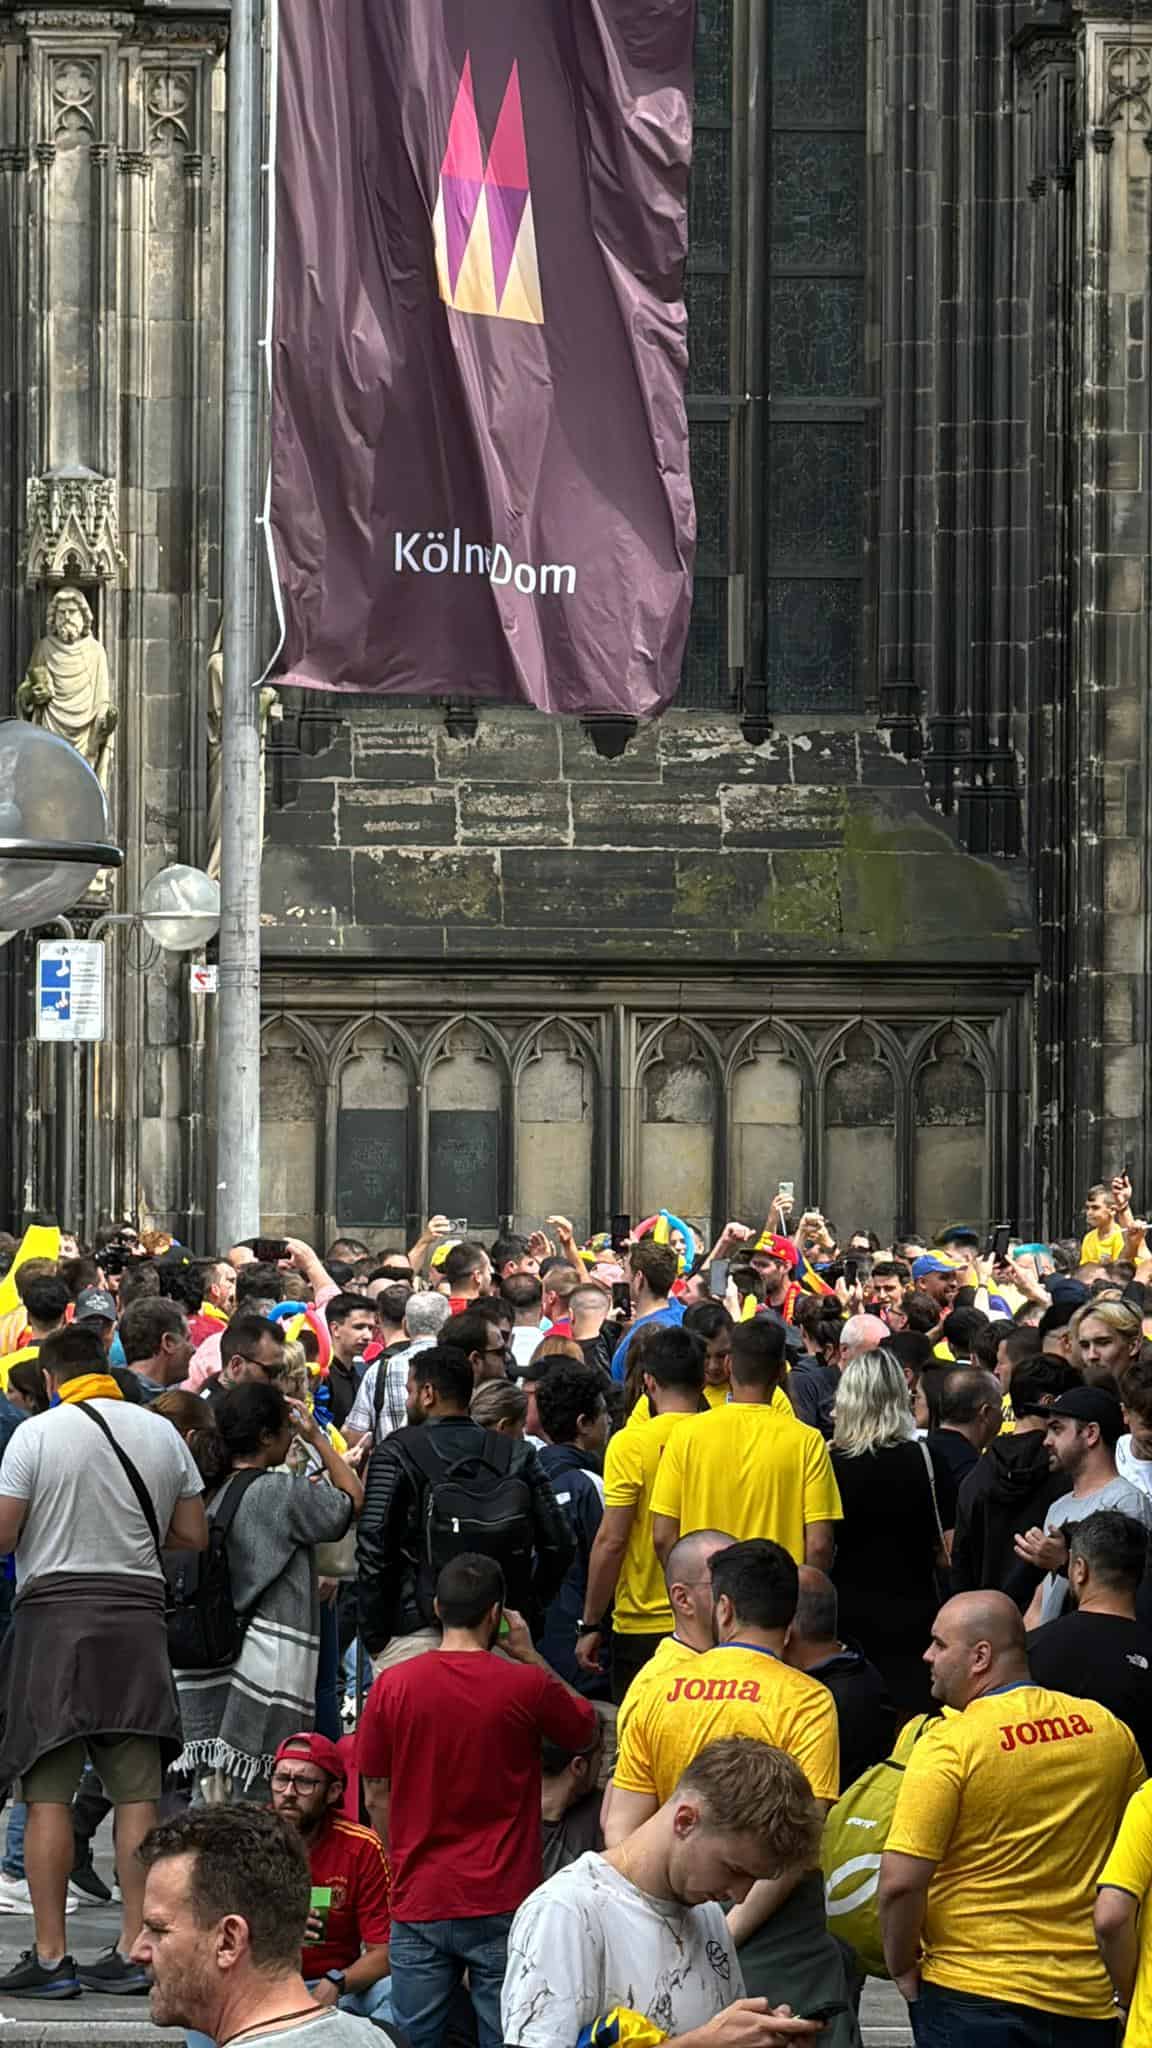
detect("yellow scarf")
[57,1373,124,1405]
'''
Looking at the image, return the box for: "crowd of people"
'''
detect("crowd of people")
[1,1177,1152,2043]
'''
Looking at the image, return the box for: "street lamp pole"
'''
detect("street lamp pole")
[215,0,264,1246]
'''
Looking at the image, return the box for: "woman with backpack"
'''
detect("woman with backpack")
[172,1382,363,1802]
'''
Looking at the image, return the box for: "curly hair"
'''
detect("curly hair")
[138,1804,309,1966]
[676,1738,822,1875]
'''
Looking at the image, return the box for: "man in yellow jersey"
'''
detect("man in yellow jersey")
[1096,1777,1152,2039]
[575,1328,710,1702]
[1081,1180,1129,1266]
[880,1590,1144,2044]
[606,1539,854,2046]
[606,1540,839,1842]
[650,1320,842,1569]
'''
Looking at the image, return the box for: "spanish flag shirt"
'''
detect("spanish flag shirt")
[887,1684,1145,2018]
[614,1643,840,1805]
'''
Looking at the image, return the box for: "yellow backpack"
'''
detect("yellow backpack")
[821,1712,942,1978]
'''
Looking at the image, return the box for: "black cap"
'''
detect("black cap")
[1047,1386,1125,1448]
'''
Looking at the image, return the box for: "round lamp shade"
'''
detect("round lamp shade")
[139,862,220,952]
[0,719,120,927]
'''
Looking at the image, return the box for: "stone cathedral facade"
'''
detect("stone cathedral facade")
[0,0,1148,1250]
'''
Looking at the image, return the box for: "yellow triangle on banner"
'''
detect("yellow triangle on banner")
[431,188,452,306]
[497,195,544,325]
[451,187,498,315]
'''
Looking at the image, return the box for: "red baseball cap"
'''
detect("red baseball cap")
[753,1233,800,1270]
[274,1732,346,1782]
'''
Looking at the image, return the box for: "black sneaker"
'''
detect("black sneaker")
[68,1860,113,1907]
[0,1949,81,1999]
[77,1947,150,1995]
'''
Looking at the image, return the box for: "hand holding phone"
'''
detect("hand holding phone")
[711,1258,730,1297]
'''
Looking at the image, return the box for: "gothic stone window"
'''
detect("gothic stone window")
[681,0,869,711]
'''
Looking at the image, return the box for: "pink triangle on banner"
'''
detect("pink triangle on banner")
[441,55,484,182]
[486,183,529,305]
[441,175,483,294]
[484,62,529,191]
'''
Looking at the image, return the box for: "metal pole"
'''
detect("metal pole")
[214,0,264,1247]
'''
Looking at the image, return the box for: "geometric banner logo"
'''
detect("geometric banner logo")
[431,55,544,325]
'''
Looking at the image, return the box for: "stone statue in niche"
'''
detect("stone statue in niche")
[206,620,282,879]
[17,585,117,791]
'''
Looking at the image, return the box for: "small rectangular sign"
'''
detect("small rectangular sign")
[189,963,218,994]
[36,940,105,1043]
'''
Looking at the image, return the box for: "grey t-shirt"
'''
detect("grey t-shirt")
[1039,1475,1152,1621]
[240,2019,380,2048]
[0,1397,202,1583]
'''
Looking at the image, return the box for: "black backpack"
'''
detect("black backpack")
[398,1428,536,1621]
[162,1469,268,1669]
[75,1402,265,1670]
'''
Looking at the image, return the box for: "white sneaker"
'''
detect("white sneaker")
[0,1870,77,1914]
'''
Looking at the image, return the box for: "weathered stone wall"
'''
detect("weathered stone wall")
[262,704,1035,968]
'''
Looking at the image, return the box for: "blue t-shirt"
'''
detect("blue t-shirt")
[610,1299,686,1382]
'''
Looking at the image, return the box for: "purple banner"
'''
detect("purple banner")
[269,0,696,716]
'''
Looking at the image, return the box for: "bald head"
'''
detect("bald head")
[927,1591,1028,1709]
[840,1313,891,1362]
[665,1528,735,1594]
[664,1528,734,1655]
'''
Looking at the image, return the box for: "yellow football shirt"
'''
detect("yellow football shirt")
[605,1412,696,1634]
[627,1383,789,1429]
[1099,1782,1152,2045]
[1081,1224,1125,1264]
[648,1400,842,1561]
[614,1642,840,1804]
[888,1684,1145,2017]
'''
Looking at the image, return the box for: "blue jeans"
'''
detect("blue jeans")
[3,1802,26,1880]
[390,1913,513,2048]
[911,1983,1120,2047]
[185,1977,394,2048]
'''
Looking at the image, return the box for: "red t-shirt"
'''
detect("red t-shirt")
[302,1816,392,1979]
[357,1650,596,1921]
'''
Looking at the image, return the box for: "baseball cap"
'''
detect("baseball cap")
[274,1732,346,1781]
[911,1253,960,1281]
[753,1233,800,1270]
[1047,1386,1125,1447]
[73,1288,116,1325]
[935,1225,980,1248]
[1047,1277,1090,1307]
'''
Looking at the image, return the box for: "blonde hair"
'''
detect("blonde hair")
[274,1338,310,1401]
[471,1379,528,1431]
[676,1738,821,1873]
[831,1349,915,1456]
[528,1336,583,1366]
[1071,1296,1142,1355]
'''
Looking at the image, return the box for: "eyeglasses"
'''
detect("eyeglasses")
[270,1771,326,1793]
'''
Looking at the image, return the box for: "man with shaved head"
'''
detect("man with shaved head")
[880,1591,1145,2043]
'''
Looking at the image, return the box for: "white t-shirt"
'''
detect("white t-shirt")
[0,1397,203,1583]
[509,1324,547,1371]
[501,1852,744,2047]
[1117,1435,1152,1497]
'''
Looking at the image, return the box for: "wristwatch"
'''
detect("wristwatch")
[576,1620,600,1635]
[324,1970,346,1993]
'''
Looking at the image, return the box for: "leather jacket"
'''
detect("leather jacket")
[356,1416,575,1652]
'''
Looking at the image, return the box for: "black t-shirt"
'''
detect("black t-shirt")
[1026,1610,1152,1766]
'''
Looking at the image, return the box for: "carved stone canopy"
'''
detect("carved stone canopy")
[24,465,125,586]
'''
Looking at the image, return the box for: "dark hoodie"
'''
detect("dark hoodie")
[535,1442,606,1696]
[950,1428,1067,1598]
